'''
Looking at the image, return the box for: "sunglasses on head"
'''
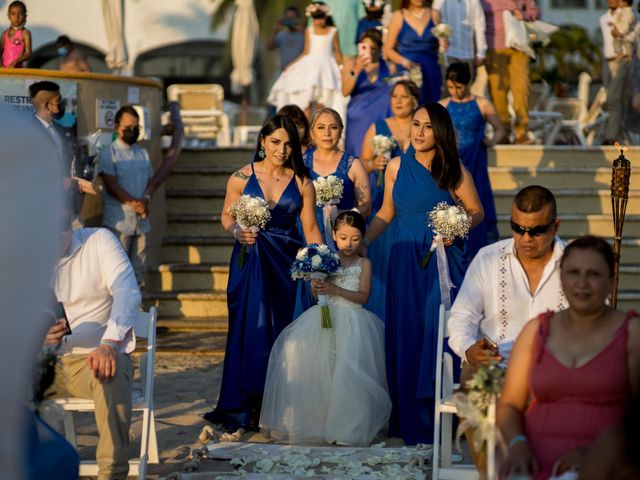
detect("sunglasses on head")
[510,219,555,237]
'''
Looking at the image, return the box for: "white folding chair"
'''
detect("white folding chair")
[433,304,479,480]
[46,307,159,479]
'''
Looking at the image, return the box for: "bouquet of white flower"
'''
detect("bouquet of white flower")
[371,134,398,186]
[291,243,341,328]
[431,23,453,54]
[313,175,344,248]
[228,194,271,267]
[422,202,472,307]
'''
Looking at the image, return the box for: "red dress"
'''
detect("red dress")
[524,310,635,479]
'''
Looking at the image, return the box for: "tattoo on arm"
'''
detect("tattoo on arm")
[354,181,367,207]
[233,170,250,180]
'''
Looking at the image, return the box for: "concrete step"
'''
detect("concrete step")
[167,213,226,236]
[488,146,639,167]
[166,165,236,190]
[157,316,229,332]
[166,188,226,215]
[177,147,253,166]
[494,189,640,215]
[143,289,228,317]
[619,264,640,291]
[496,214,640,238]
[148,262,229,291]
[618,291,640,312]
[162,236,234,263]
[488,166,614,191]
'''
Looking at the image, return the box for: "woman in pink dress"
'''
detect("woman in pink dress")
[1,1,32,68]
[498,236,640,479]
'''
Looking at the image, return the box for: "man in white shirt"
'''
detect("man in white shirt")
[43,219,141,480]
[600,0,632,143]
[449,185,566,364]
[432,0,487,84]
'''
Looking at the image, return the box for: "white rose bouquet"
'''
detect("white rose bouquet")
[291,243,341,328]
[228,194,271,267]
[431,23,453,53]
[422,201,471,267]
[313,175,344,248]
[371,134,398,186]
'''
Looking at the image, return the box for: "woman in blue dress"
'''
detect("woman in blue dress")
[359,79,420,319]
[365,103,484,444]
[383,0,442,104]
[295,107,371,315]
[343,28,394,158]
[439,62,506,259]
[204,115,323,435]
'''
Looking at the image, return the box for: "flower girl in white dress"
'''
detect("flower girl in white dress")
[260,211,391,446]
[268,1,345,117]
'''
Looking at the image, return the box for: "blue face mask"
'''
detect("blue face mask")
[57,47,68,57]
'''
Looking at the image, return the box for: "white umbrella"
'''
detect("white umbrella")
[230,0,259,95]
[102,0,128,72]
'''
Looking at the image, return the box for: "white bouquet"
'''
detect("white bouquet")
[371,134,398,187]
[313,175,344,207]
[228,194,271,267]
[431,23,453,54]
[421,202,471,268]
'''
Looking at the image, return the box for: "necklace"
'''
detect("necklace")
[259,166,286,182]
[408,8,427,19]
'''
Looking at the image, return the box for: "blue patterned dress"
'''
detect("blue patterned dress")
[207,164,304,430]
[447,99,499,258]
[385,148,468,444]
[395,14,441,103]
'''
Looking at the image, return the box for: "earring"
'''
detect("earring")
[258,147,265,159]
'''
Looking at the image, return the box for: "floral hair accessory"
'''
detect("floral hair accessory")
[305,3,332,17]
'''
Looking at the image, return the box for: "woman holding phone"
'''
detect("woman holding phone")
[343,28,396,158]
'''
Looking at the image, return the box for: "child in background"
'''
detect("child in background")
[1,1,31,68]
[611,0,636,58]
[356,0,389,43]
[260,211,391,446]
[268,1,344,116]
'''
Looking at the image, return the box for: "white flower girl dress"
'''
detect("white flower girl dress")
[267,26,344,113]
[260,259,391,446]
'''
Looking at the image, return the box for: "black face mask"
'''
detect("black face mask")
[51,103,65,120]
[121,126,140,145]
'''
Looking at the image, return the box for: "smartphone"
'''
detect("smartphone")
[357,42,372,63]
[482,334,497,350]
[54,301,72,335]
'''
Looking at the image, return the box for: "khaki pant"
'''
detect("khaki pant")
[486,48,531,141]
[45,353,133,480]
[603,57,632,140]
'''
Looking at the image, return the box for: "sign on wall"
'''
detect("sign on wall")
[96,98,121,129]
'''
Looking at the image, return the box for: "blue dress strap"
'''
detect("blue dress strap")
[250,162,256,175]
[338,153,356,176]
[375,119,392,137]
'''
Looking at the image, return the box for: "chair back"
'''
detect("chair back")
[134,307,157,403]
[434,304,453,403]
[167,84,224,112]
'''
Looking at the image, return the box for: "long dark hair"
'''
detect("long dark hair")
[277,104,311,147]
[254,114,310,178]
[308,2,335,27]
[416,103,461,190]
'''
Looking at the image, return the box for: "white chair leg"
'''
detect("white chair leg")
[433,412,441,479]
[62,411,77,448]
[441,413,453,468]
[148,410,159,464]
[139,408,151,475]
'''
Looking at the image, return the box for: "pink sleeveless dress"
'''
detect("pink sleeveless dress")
[3,28,25,67]
[524,310,635,479]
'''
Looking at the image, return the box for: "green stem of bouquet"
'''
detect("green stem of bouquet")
[236,245,247,268]
[376,167,385,187]
[421,249,434,269]
[321,305,333,328]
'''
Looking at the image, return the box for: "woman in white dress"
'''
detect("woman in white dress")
[268,2,344,117]
[260,211,391,446]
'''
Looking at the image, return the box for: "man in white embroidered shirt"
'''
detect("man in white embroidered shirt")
[449,185,566,366]
[43,217,141,480]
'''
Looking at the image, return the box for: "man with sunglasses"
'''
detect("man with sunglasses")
[447,185,566,473]
[449,185,567,366]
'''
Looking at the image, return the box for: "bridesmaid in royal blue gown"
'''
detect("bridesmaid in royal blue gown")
[205,115,322,434]
[440,62,507,259]
[295,107,371,315]
[365,103,484,444]
[343,28,393,158]
[359,80,420,319]
[384,1,441,104]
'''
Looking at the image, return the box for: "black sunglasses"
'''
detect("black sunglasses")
[510,219,555,237]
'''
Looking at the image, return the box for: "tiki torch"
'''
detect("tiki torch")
[610,142,631,308]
